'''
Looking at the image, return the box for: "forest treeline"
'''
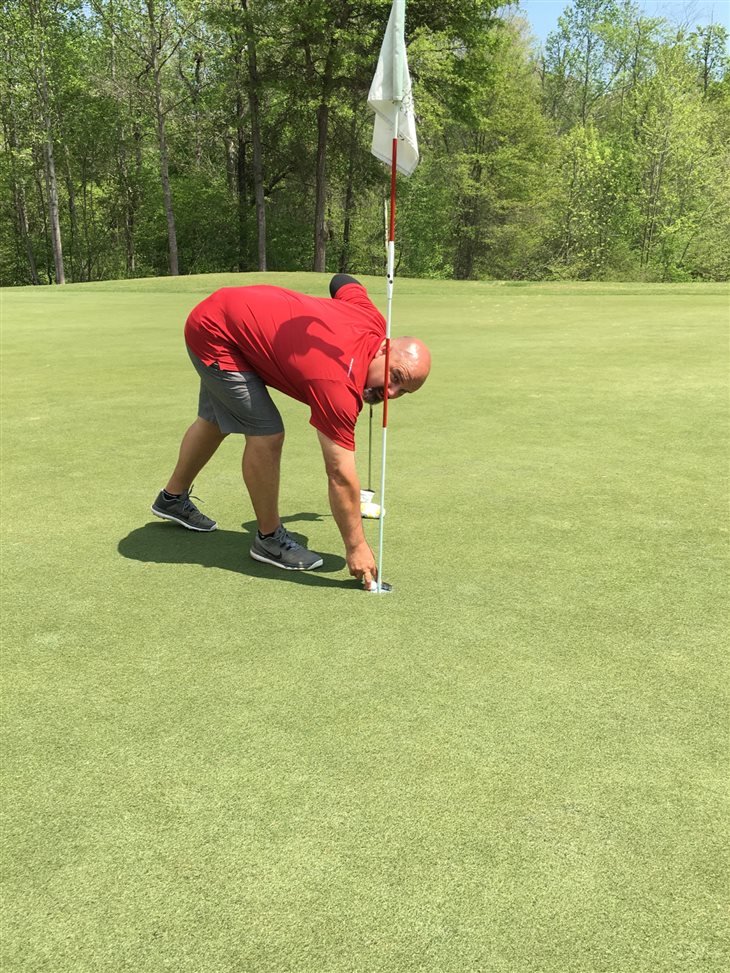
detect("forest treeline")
[1,0,728,286]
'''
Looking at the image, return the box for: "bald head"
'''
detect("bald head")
[390,336,432,392]
[364,336,432,404]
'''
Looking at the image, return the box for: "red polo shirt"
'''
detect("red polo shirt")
[184,283,385,450]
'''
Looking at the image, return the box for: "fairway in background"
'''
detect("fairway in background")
[1,275,728,972]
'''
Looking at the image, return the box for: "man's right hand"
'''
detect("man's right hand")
[346,541,378,589]
[317,430,378,586]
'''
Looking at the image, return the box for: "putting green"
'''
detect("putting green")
[2,274,728,972]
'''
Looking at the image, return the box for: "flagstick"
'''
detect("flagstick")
[376,118,398,593]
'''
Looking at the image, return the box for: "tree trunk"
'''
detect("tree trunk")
[111,33,135,275]
[640,151,661,269]
[117,140,136,275]
[581,35,592,125]
[454,156,483,280]
[242,0,266,271]
[26,0,63,283]
[313,101,329,272]
[13,177,40,284]
[63,145,79,280]
[86,155,95,279]
[700,31,711,97]
[338,114,358,273]
[224,136,237,195]
[4,99,40,284]
[37,55,64,283]
[33,155,52,282]
[236,87,248,271]
[152,67,179,275]
[193,51,203,165]
[43,138,65,284]
[145,0,178,276]
[130,113,143,273]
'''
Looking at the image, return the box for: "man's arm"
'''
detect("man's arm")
[316,430,378,587]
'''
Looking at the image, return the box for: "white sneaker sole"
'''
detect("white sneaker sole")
[151,506,217,532]
[250,548,323,571]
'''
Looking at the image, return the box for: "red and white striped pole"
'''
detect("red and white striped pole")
[376,123,398,592]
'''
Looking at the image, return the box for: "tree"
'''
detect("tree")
[3,0,73,283]
[542,0,638,129]
[282,0,371,273]
[626,34,728,279]
[546,125,632,277]
[91,0,203,276]
[688,23,729,98]
[0,16,40,283]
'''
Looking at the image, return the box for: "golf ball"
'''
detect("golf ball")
[366,579,393,593]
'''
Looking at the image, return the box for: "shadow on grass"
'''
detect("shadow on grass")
[118,511,353,589]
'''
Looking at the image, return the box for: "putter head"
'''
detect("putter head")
[365,579,392,593]
[360,501,384,519]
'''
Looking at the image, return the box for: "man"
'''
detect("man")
[151,274,431,588]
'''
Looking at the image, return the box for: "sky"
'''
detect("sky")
[513,0,730,45]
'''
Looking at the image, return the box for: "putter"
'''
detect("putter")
[368,403,373,493]
[361,405,384,519]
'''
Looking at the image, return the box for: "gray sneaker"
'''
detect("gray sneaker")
[151,487,217,531]
[250,525,323,570]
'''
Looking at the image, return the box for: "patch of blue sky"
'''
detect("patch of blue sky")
[507,0,730,46]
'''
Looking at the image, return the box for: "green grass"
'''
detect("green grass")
[1,274,728,973]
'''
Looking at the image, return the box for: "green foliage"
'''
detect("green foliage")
[0,0,728,284]
[545,126,631,279]
[541,5,730,281]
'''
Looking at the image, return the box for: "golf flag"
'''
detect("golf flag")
[367,0,419,176]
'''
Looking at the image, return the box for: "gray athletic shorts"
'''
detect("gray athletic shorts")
[186,347,284,436]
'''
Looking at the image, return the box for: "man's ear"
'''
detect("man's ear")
[373,339,387,358]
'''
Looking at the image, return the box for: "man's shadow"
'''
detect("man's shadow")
[118,512,353,589]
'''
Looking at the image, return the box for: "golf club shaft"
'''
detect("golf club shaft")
[368,405,373,491]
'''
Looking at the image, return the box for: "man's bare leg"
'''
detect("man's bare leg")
[242,432,285,534]
[165,417,227,494]
[245,432,322,570]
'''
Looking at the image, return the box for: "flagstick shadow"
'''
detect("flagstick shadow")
[118,512,353,589]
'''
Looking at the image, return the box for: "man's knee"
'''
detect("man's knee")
[246,431,285,452]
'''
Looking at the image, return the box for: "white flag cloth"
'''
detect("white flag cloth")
[367,0,419,176]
